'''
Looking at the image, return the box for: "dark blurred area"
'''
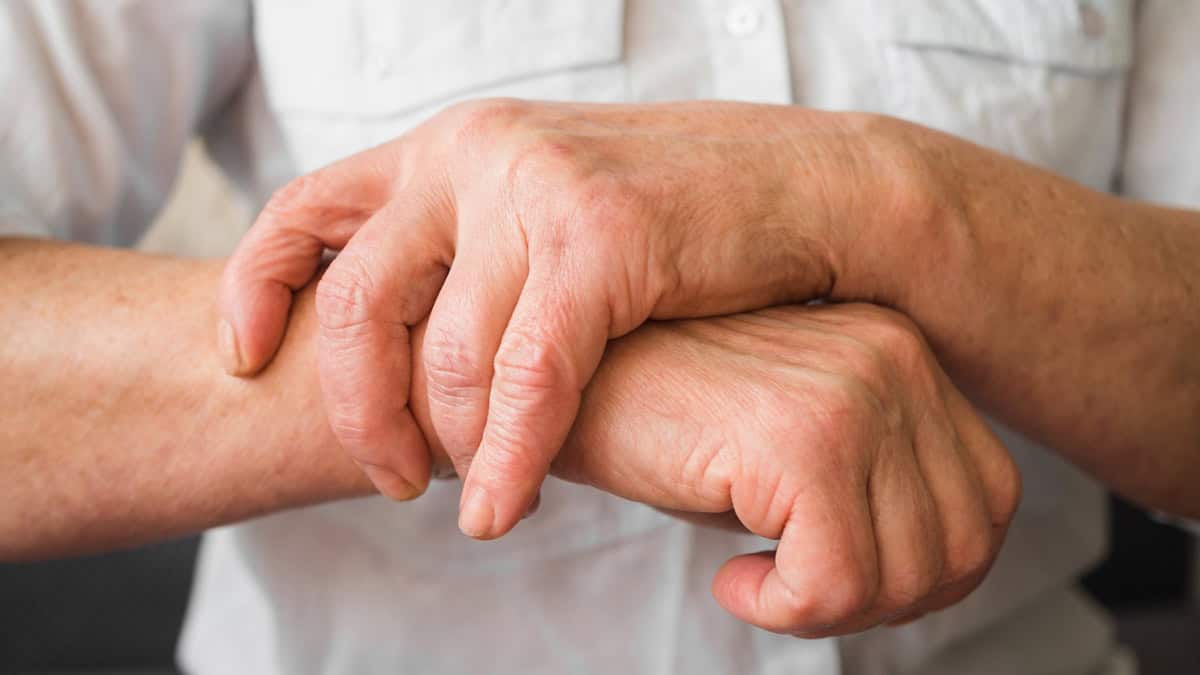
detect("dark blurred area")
[1,497,1197,675]
[1079,498,1200,675]
[1,538,198,675]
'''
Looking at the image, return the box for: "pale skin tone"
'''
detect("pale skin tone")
[0,238,1014,635]
[219,99,1200,532]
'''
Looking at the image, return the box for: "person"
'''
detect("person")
[2,2,1197,674]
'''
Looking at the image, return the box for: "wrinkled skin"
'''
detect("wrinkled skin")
[218,99,935,539]
[407,303,1021,637]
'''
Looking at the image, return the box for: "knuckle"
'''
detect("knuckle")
[785,573,874,627]
[733,463,794,540]
[263,173,321,217]
[315,258,378,331]
[422,329,489,404]
[943,526,995,583]
[880,566,939,610]
[823,572,876,621]
[677,427,737,510]
[860,309,931,380]
[451,97,528,146]
[847,342,896,395]
[503,132,577,196]
[492,332,565,401]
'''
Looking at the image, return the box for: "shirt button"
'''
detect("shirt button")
[725,4,762,38]
[1078,2,1105,39]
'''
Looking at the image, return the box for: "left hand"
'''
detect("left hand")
[216,99,934,539]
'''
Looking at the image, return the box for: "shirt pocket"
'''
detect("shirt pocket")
[253,0,628,169]
[870,0,1133,189]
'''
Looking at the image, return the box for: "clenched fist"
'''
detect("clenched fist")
[410,303,1022,636]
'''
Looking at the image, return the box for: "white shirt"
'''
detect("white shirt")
[3,1,1197,673]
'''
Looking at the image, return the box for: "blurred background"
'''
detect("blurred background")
[1,146,1198,674]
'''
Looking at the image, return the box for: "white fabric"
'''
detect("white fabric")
[3,1,1198,673]
[0,0,251,245]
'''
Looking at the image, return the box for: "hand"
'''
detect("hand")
[217,100,934,538]
[444,302,1017,635]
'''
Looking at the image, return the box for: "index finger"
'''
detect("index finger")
[217,142,407,376]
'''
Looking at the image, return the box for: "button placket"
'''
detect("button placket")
[711,0,793,104]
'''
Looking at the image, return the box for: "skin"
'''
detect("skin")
[217,100,881,537]
[217,100,1200,536]
[475,304,1020,635]
[0,242,370,560]
[0,237,1017,635]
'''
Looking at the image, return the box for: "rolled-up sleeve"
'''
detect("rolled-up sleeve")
[1119,0,1200,207]
[0,0,252,244]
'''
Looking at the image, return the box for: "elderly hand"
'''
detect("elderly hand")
[411,302,1020,635]
[217,100,936,538]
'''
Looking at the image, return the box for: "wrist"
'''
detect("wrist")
[819,114,968,310]
[206,277,377,512]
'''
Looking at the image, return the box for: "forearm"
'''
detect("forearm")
[0,238,371,561]
[836,120,1200,516]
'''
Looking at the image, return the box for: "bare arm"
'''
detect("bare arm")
[0,238,372,561]
[1,236,1024,635]
[838,120,1200,517]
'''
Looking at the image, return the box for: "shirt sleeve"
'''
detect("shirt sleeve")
[0,0,252,245]
[1119,0,1200,208]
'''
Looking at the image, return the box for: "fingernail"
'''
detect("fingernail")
[361,464,420,501]
[458,486,494,539]
[217,319,243,374]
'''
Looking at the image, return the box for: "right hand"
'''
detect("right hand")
[409,303,1021,636]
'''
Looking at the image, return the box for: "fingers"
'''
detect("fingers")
[712,469,880,634]
[315,199,449,501]
[421,227,525,478]
[406,319,456,478]
[849,442,944,631]
[801,437,983,636]
[713,426,999,636]
[908,414,997,600]
[218,142,407,376]
[457,264,611,539]
[884,385,1019,628]
[942,382,1023,529]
